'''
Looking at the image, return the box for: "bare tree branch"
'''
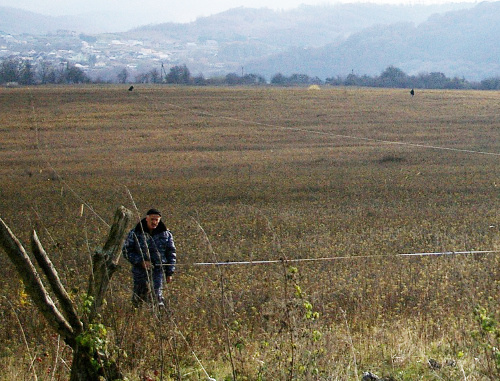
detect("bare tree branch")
[31,230,83,336]
[0,217,75,346]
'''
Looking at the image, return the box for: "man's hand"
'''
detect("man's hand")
[141,260,152,270]
[165,276,173,283]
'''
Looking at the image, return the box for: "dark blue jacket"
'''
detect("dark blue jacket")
[122,218,176,276]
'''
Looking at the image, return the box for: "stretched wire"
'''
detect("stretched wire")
[155,96,500,157]
[156,249,500,268]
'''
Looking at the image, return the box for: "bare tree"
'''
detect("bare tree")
[166,64,191,84]
[149,68,161,84]
[19,60,35,85]
[0,58,19,84]
[117,68,128,84]
[0,206,132,381]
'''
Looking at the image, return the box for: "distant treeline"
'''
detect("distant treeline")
[3,58,500,90]
[0,58,90,85]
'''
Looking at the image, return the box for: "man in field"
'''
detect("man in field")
[122,208,176,307]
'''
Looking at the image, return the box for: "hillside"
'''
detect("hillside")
[0,7,81,34]
[126,3,475,49]
[0,6,150,34]
[4,2,500,81]
[245,1,500,81]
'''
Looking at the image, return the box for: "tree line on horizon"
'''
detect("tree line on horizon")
[2,57,500,90]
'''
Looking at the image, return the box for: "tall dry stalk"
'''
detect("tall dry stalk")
[340,307,358,380]
[280,258,295,381]
[3,296,39,381]
[191,216,237,381]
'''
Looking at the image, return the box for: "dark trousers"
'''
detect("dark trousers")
[131,265,165,306]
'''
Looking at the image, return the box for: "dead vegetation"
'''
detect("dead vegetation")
[0,85,498,380]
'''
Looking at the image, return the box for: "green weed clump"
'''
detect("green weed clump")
[0,86,498,380]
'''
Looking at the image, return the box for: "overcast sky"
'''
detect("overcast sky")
[0,0,474,23]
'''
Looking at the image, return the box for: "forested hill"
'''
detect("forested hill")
[0,7,146,34]
[244,1,500,81]
[1,3,474,40]
[126,3,474,49]
[121,1,500,81]
[0,7,83,34]
[4,2,500,81]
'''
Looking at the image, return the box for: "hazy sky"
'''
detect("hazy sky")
[0,0,474,23]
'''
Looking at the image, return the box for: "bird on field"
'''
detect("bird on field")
[410,88,415,97]
[128,86,134,91]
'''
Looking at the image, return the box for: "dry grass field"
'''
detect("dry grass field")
[0,85,499,380]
